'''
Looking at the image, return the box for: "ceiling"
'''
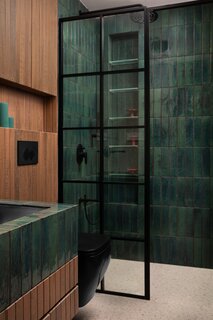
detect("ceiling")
[81,0,197,11]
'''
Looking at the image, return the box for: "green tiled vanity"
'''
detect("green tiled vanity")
[0,200,78,319]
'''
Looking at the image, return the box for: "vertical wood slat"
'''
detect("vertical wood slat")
[6,302,15,320]
[15,297,24,320]
[37,282,44,320]
[30,287,37,320]
[23,292,31,320]
[0,312,6,320]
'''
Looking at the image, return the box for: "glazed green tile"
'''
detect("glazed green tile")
[177,57,185,86]
[193,238,202,267]
[176,148,193,177]
[177,178,193,207]
[160,207,170,236]
[194,208,210,238]
[49,215,58,273]
[202,23,210,54]
[161,177,177,206]
[168,207,177,236]
[194,148,210,177]
[21,224,32,295]
[201,239,212,268]
[194,117,210,147]
[160,237,177,265]
[32,220,42,287]
[150,177,161,205]
[185,87,193,116]
[153,89,161,117]
[161,61,169,88]
[176,237,193,266]
[161,148,170,176]
[185,25,194,56]
[177,88,185,116]
[161,118,169,147]
[168,118,177,146]
[152,118,161,146]
[194,24,202,55]
[194,56,202,85]
[194,178,210,208]
[203,54,211,83]
[176,26,185,56]
[170,147,177,176]
[185,6,194,25]
[10,228,22,303]
[57,211,66,266]
[152,59,161,88]
[161,88,169,116]
[185,57,194,85]
[177,207,194,237]
[0,233,9,312]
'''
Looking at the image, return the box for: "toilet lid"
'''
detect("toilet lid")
[78,233,111,255]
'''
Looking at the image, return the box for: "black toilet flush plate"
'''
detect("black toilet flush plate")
[17,141,38,166]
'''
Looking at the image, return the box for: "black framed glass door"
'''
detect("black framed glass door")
[59,5,150,299]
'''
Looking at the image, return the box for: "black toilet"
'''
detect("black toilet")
[78,233,111,307]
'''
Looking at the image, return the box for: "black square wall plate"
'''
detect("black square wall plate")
[17,141,38,166]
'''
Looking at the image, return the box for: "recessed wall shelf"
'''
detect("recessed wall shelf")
[109,58,138,65]
[109,87,138,93]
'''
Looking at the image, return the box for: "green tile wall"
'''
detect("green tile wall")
[61,1,213,268]
[149,3,213,268]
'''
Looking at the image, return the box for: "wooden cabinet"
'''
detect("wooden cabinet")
[32,0,57,95]
[0,0,57,96]
[0,0,32,87]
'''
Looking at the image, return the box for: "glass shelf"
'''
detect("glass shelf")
[108,145,138,149]
[109,87,138,93]
[109,116,138,120]
[109,173,138,177]
[109,58,139,65]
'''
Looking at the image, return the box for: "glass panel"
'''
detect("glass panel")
[104,240,144,296]
[63,18,100,74]
[103,12,145,71]
[104,72,144,127]
[104,202,144,239]
[104,128,144,183]
[63,182,100,234]
[63,130,100,181]
[63,76,100,128]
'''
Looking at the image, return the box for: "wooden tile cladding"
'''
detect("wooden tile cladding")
[0,128,58,202]
[0,0,57,96]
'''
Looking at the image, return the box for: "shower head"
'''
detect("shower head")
[130,10,158,24]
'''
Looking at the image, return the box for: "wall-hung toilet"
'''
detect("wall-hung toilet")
[78,233,111,307]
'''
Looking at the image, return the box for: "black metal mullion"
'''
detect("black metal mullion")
[144,7,150,301]
[63,67,145,78]
[58,20,64,203]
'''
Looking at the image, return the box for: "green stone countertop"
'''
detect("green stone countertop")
[0,200,78,312]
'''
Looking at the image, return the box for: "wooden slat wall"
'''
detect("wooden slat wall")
[0,128,58,202]
[32,0,57,95]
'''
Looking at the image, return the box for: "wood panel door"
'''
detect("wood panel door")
[0,0,32,87]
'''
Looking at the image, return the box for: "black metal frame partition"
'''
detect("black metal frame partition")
[58,4,150,300]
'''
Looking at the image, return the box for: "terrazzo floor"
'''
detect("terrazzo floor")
[74,260,213,320]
